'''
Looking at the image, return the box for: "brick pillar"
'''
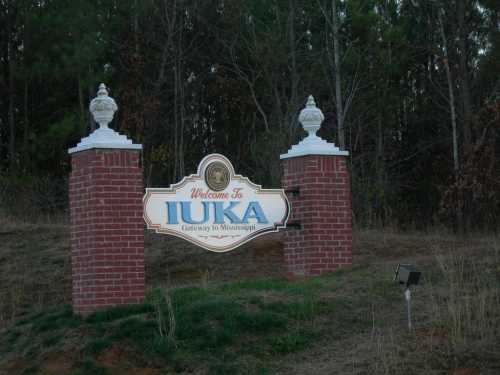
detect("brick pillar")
[281,155,352,277]
[69,149,144,315]
[280,95,352,277]
[68,83,144,315]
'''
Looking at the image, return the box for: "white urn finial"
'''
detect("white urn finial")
[68,83,142,154]
[298,95,325,141]
[280,94,348,159]
[89,83,118,129]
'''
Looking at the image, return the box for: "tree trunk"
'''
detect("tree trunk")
[134,0,139,54]
[173,64,179,181]
[439,11,463,233]
[89,84,96,132]
[22,79,29,166]
[22,3,29,168]
[439,13,459,173]
[332,0,345,149]
[376,114,384,226]
[457,0,472,148]
[178,60,185,177]
[7,9,16,170]
[78,77,86,136]
[288,0,299,142]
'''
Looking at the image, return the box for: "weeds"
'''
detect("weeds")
[150,288,177,345]
[1,230,499,374]
[434,249,500,352]
[357,242,500,375]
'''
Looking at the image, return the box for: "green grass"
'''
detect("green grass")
[5,328,21,348]
[2,305,81,359]
[268,328,318,354]
[84,337,114,355]
[71,358,109,375]
[21,365,40,375]
[41,333,63,348]
[4,250,498,375]
[1,264,387,374]
[28,304,81,333]
[85,303,153,324]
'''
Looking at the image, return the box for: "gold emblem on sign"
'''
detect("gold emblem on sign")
[205,161,230,191]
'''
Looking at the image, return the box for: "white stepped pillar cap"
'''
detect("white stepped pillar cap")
[280,95,348,159]
[68,83,142,154]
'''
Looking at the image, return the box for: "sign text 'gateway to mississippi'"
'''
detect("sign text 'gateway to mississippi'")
[143,154,290,252]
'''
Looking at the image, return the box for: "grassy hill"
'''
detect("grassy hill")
[0,221,499,374]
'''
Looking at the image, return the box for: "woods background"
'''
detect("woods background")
[0,0,499,231]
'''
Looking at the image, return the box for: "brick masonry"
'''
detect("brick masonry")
[281,155,352,277]
[69,149,145,315]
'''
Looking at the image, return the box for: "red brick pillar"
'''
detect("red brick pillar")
[281,155,352,277]
[281,96,352,277]
[68,84,144,315]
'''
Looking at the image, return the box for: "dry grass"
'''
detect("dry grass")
[355,237,500,375]
[270,233,500,375]
[0,223,70,327]
[433,246,500,353]
[0,225,499,374]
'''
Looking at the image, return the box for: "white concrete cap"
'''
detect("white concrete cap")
[68,83,142,154]
[280,95,348,159]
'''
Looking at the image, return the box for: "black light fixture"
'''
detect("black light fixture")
[394,264,421,287]
[394,264,421,331]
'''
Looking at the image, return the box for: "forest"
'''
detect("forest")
[0,0,499,231]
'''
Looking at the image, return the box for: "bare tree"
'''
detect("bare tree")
[317,0,360,150]
[4,0,16,169]
[331,0,344,149]
[438,6,464,232]
[457,0,473,148]
[438,11,460,174]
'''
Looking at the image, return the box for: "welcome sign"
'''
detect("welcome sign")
[143,154,289,252]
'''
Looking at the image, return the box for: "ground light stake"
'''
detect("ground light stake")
[394,264,421,332]
[404,287,412,331]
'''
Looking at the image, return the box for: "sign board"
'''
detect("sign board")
[143,154,289,252]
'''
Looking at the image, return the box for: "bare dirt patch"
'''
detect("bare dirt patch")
[38,351,75,375]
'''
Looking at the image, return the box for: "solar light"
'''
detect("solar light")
[394,264,421,331]
[394,264,421,287]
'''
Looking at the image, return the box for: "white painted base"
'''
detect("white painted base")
[280,134,348,159]
[68,126,142,154]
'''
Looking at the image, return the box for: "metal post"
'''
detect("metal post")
[404,287,412,331]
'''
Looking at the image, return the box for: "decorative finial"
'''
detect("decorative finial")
[89,83,118,129]
[68,82,141,154]
[298,94,325,140]
[280,94,348,159]
[306,95,316,107]
[97,83,108,96]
